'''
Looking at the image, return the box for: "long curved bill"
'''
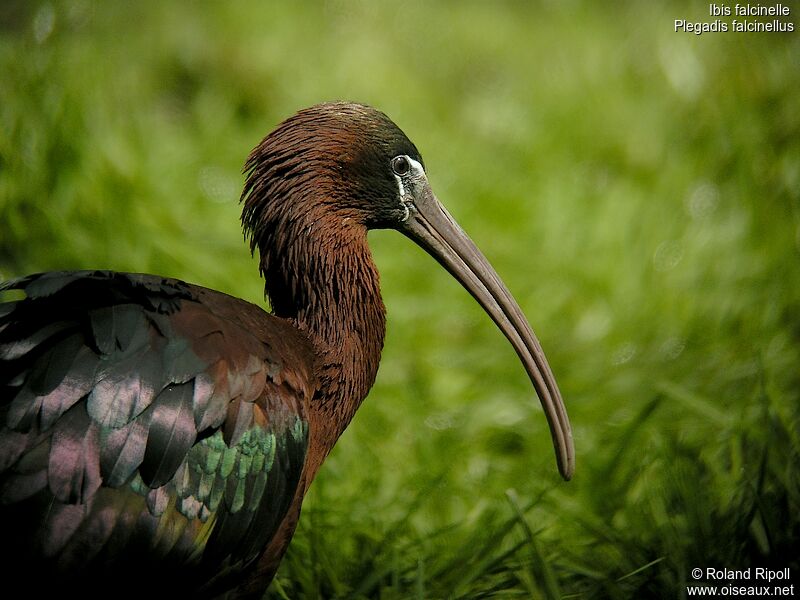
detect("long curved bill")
[399,183,575,480]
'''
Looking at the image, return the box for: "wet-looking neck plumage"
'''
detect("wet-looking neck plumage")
[240,104,419,470]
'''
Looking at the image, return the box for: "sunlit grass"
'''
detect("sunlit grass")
[1,1,798,598]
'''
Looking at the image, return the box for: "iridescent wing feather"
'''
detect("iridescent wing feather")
[0,271,316,595]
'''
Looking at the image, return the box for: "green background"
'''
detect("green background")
[1,2,798,598]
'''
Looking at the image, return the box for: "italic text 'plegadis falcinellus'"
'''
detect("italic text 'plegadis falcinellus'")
[0,102,574,598]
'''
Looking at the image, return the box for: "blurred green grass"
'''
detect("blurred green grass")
[1,1,798,598]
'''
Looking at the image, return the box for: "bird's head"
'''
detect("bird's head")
[242,102,426,230]
[242,102,574,480]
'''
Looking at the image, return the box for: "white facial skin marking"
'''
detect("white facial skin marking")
[395,156,425,222]
[407,157,425,178]
[394,173,405,198]
[400,201,410,222]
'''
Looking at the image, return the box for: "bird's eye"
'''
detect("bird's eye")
[391,156,410,176]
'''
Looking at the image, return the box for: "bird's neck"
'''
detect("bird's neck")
[259,217,386,477]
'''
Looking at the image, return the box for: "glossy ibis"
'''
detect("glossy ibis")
[0,102,574,598]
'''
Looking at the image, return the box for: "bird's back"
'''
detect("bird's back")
[0,270,316,596]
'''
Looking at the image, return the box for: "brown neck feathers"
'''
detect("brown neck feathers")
[241,123,387,475]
